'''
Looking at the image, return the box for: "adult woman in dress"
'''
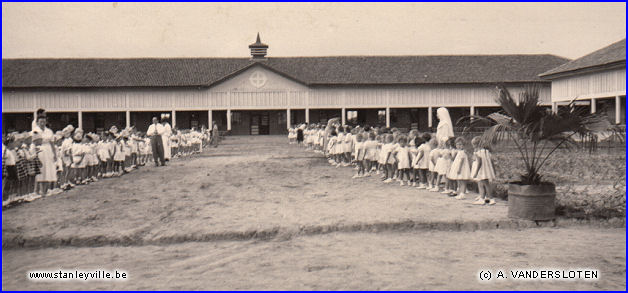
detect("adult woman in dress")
[161,117,172,161]
[32,114,58,196]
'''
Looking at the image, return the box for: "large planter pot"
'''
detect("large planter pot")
[507,183,556,220]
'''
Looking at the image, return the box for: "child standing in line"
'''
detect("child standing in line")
[394,136,412,186]
[376,134,384,175]
[71,130,87,184]
[417,133,433,189]
[60,126,74,188]
[288,127,296,144]
[352,134,365,178]
[327,131,338,165]
[122,136,132,173]
[113,136,125,176]
[426,138,438,191]
[382,134,396,183]
[470,136,497,205]
[363,132,378,176]
[2,135,19,204]
[431,138,448,192]
[335,127,345,166]
[448,137,471,199]
[442,138,458,195]
[97,134,110,178]
[411,135,426,188]
[343,126,353,166]
[86,135,99,182]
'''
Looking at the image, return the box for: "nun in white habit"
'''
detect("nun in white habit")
[435,107,455,143]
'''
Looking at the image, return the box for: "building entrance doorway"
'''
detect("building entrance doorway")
[250,112,270,135]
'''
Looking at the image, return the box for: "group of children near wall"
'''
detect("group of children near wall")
[2,125,208,207]
[289,123,497,205]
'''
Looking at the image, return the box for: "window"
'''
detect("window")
[278,112,286,125]
[231,112,242,124]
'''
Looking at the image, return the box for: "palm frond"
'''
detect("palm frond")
[483,84,611,185]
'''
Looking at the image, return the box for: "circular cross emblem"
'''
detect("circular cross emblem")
[249,71,267,88]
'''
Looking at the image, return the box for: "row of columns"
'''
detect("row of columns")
[282,105,477,129]
[41,97,623,132]
[54,110,184,131]
[551,95,622,124]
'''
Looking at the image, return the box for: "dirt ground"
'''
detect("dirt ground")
[2,136,625,290]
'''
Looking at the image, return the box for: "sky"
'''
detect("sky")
[2,2,626,60]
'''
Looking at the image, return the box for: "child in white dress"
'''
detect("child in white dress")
[327,131,338,165]
[113,136,125,176]
[427,138,440,191]
[448,137,471,199]
[394,136,412,186]
[363,132,378,175]
[381,134,396,183]
[352,134,366,178]
[343,126,353,166]
[470,136,497,205]
[413,133,432,189]
[70,130,87,184]
[432,138,450,192]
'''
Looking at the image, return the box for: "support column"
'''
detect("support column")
[125,110,131,129]
[208,110,213,128]
[172,110,176,128]
[591,98,596,114]
[552,102,557,114]
[77,111,83,130]
[341,108,346,126]
[305,108,310,124]
[470,106,475,121]
[616,96,621,124]
[428,106,433,128]
[226,109,232,131]
[286,108,291,129]
[385,107,391,128]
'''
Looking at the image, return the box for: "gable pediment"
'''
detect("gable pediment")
[209,64,309,92]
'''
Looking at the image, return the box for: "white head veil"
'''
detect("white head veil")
[436,107,454,142]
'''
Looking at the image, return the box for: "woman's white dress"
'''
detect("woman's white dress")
[162,122,172,160]
[34,127,58,182]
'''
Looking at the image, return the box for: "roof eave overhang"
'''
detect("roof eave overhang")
[539,60,626,80]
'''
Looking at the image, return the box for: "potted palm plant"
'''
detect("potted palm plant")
[474,85,610,220]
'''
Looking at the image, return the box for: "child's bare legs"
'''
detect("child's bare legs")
[386,164,396,181]
[455,180,467,199]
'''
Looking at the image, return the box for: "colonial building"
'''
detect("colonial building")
[540,39,625,125]
[3,34,569,135]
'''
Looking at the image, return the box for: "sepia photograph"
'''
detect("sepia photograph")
[2,2,626,291]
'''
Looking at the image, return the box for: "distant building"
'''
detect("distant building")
[540,39,625,125]
[3,34,569,135]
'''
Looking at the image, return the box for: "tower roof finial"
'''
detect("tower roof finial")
[249,33,268,60]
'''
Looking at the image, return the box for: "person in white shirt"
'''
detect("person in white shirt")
[147,117,166,166]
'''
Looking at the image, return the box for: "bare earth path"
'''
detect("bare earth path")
[2,136,625,290]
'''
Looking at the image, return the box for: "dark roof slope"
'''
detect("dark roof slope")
[540,39,625,78]
[3,55,569,88]
[264,55,569,85]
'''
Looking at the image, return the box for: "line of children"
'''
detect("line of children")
[2,125,209,207]
[291,124,497,206]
